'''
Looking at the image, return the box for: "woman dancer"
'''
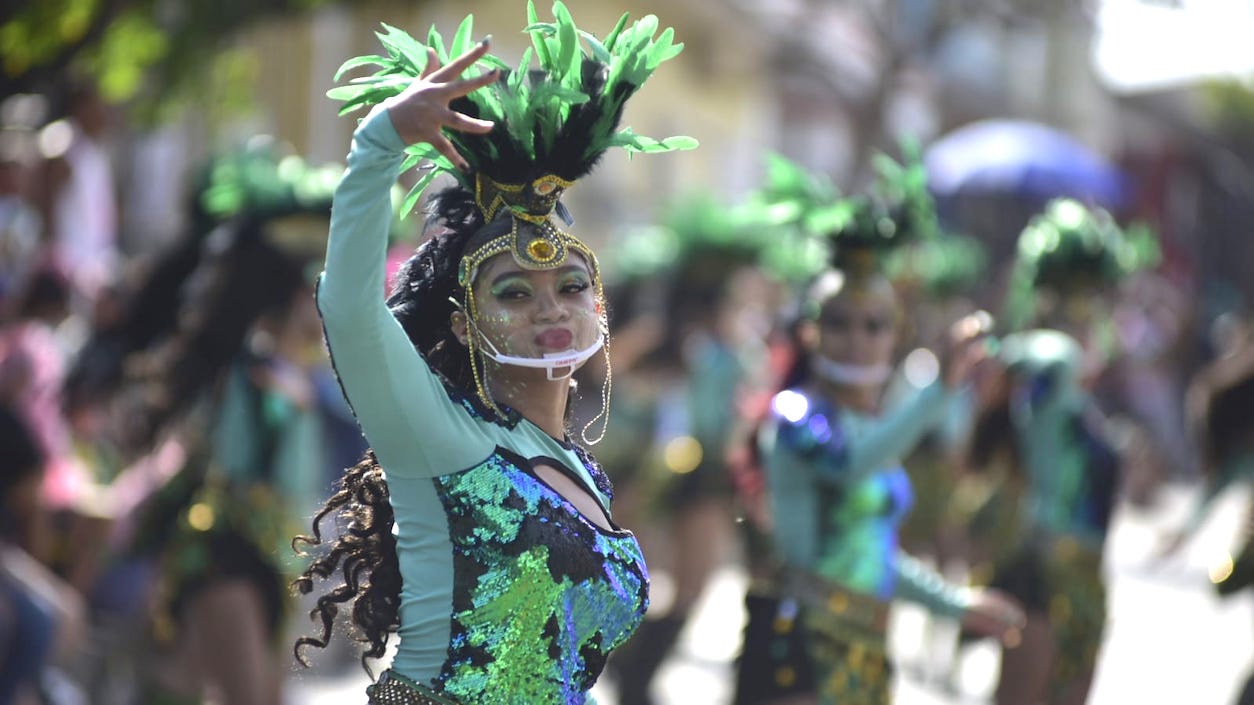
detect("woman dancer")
[293,5,694,703]
[734,156,1021,705]
[969,199,1152,705]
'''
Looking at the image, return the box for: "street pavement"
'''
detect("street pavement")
[287,483,1253,704]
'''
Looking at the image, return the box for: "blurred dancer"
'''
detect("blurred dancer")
[733,156,1022,705]
[63,143,340,705]
[969,199,1153,705]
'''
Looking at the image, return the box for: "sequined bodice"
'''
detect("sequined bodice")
[766,389,917,598]
[431,448,649,703]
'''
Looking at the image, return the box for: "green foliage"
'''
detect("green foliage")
[737,149,940,278]
[1,0,346,123]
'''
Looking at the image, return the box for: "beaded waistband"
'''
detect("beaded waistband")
[367,671,460,705]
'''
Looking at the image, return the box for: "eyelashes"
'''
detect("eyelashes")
[489,278,590,300]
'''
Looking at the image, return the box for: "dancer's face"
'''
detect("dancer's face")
[811,275,899,369]
[454,251,603,377]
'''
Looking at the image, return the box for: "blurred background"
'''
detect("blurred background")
[2,0,1254,704]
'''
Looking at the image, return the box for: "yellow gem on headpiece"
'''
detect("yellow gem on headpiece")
[527,238,557,263]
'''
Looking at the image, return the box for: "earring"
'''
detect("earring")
[580,336,612,445]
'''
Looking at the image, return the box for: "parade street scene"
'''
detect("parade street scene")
[4,1,1254,704]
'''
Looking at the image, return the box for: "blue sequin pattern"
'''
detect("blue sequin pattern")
[430,448,648,703]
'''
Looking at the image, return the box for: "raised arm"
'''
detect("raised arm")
[766,382,952,487]
[316,42,498,477]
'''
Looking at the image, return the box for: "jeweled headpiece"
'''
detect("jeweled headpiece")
[328,2,697,435]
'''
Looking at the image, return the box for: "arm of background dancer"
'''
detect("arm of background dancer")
[316,108,491,477]
[892,552,970,620]
[771,383,952,486]
[839,383,953,482]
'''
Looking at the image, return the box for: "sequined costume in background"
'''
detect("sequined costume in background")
[760,383,973,704]
[729,153,1013,705]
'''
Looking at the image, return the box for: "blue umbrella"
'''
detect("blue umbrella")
[924,119,1129,207]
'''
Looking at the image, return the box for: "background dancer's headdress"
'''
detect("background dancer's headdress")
[327,1,696,434]
[742,146,940,295]
[1004,198,1159,330]
[65,140,342,456]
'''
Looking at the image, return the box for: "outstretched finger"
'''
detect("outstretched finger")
[430,133,470,173]
[444,69,500,99]
[443,109,495,134]
[420,47,440,79]
[428,37,491,84]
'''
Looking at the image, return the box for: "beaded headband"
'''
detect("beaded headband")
[457,172,593,288]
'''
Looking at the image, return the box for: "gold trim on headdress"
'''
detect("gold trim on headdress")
[459,173,589,288]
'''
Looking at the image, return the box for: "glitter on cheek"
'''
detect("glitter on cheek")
[475,310,526,354]
[566,307,603,346]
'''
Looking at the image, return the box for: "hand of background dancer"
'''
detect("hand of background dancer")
[383,38,498,169]
[960,587,1026,647]
[941,310,996,389]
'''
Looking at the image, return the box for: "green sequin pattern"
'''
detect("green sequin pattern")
[432,448,648,703]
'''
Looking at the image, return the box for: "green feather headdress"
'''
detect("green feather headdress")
[1004,198,1160,329]
[610,193,825,287]
[328,2,696,429]
[740,148,939,280]
[884,234,988,299]
[194,142,345,261]
[327,2,696,222]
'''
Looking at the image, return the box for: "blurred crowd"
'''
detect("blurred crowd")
[0,74,1250,705]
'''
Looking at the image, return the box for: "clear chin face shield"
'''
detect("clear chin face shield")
[472,327,605,381]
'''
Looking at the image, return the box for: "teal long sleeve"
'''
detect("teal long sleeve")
[893,552,971,620]
[766,381,952,488]
[316,107,499,479]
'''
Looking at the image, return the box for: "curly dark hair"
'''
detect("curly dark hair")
[292,185,489,673]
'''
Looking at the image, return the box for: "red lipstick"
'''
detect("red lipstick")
[535,328,573,349]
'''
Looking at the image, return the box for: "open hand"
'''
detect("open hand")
[961,587,1026,647]
[383,38,498,170]
[942,310,996,389]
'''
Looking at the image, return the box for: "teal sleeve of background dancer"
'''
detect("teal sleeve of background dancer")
[832,381,952,485]
[316,107,495,478]
[893,552,970,620]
